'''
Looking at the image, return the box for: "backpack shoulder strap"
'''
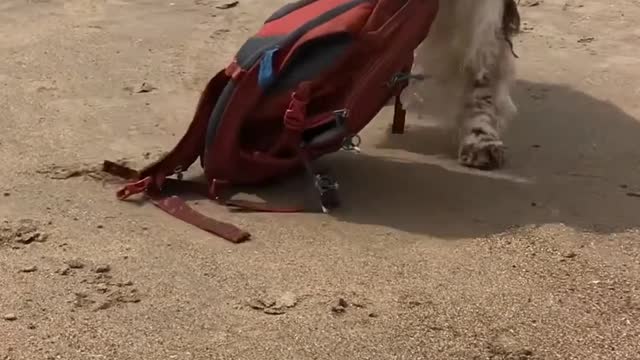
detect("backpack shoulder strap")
[140,70,231,187]
[103,70,254,243]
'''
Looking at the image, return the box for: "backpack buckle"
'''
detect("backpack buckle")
[116,176,153,200]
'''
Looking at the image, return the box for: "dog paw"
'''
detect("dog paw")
[458,130,505,170]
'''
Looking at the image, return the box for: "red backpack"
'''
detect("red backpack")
[103,0,439,242]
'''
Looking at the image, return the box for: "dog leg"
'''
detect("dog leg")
[456,62,514,170]
[456,2,519,170]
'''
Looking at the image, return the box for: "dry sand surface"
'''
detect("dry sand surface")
[2,0,640,359]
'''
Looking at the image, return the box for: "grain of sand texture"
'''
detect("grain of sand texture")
[1,0,640,359]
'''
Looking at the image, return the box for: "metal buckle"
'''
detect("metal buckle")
[314,174,340,214]
[333,109,349,124]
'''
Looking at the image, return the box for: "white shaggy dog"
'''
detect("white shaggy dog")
[401,0,521,170]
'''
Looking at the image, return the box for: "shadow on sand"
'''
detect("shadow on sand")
[213,80,640,239]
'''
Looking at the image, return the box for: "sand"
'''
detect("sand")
[1,0,639,359]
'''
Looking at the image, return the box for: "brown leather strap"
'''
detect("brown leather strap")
[390,60,413,135]
[391,94,406,134]
[103,160,140,180]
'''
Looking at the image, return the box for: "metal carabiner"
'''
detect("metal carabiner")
[342,134,362,153]
[174,166,184,181]
[314,174,340,213]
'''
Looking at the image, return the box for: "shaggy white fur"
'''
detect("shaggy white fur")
[400,0,519,169]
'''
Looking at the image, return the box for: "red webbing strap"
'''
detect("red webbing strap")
[207,176,306,213]
[102,160,251,243]
[268,82,310,156]
[167,177,305,212]
[149,195,249,243]
[224,148,332,214]
[225,199,305,213]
